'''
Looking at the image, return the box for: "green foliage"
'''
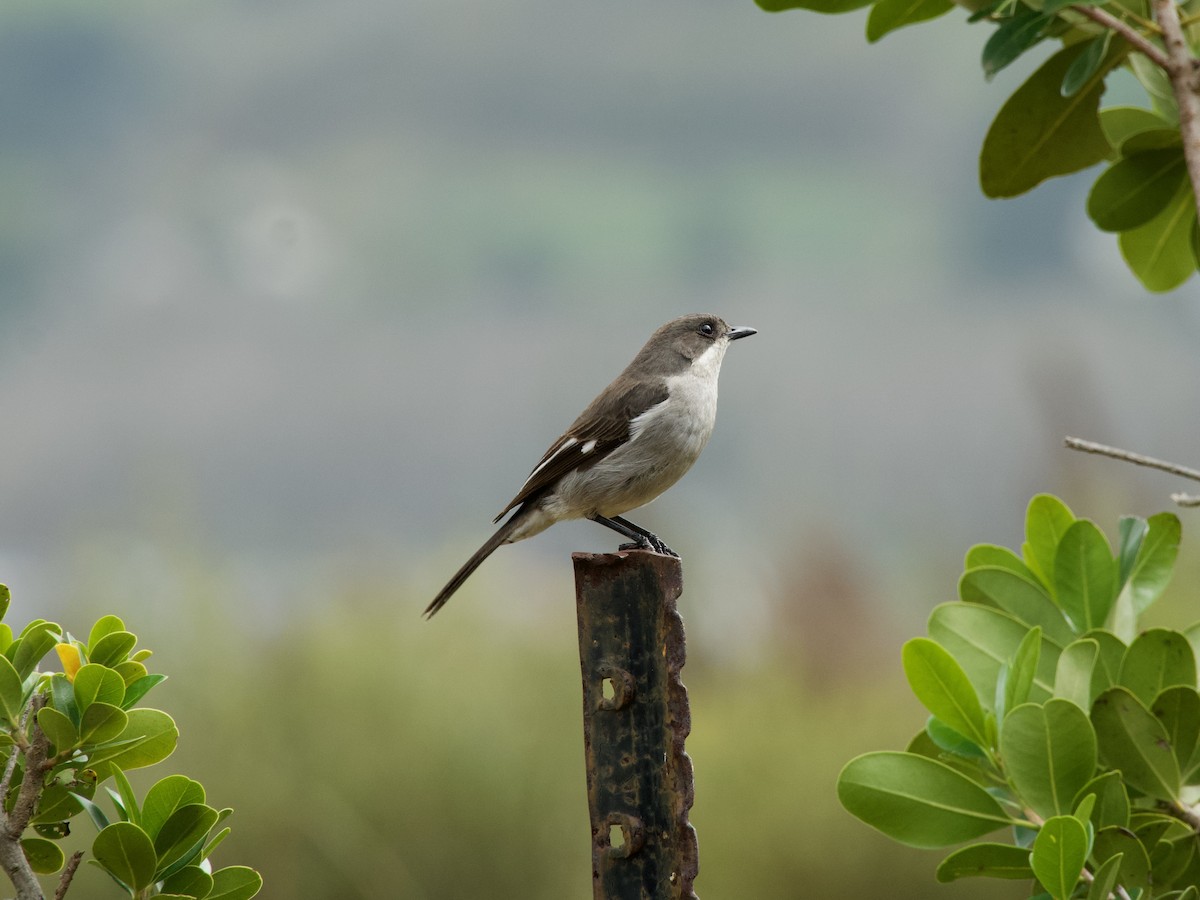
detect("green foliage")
[757,0,1200,291]
[0,589,261,900]
[837,495,1200,898]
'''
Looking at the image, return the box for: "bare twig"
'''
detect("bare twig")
[1150,0,1200,215]
[52,851,82,900]
[1064,437,1200,507]
[1071,4,1170,68]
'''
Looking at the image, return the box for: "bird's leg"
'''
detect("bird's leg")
[589,514,679,558]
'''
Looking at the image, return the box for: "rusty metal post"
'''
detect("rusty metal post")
[573,550,698,900]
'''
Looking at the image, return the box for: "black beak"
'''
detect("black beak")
[727,325,757,341]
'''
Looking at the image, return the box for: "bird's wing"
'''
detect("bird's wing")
[493,379,669,521]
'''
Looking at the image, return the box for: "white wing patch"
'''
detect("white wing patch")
[580,439,597,454]
[522,437,577,488]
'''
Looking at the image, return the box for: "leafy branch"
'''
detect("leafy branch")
[0,586,262,900]
[837,495,1200,899]
[757,0,1200,290]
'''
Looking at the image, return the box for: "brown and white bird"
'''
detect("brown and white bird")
[424,313,755,617]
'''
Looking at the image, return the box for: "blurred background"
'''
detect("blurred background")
[1,0,1198,897]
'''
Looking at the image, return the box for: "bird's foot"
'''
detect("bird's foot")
[618,535,679,558]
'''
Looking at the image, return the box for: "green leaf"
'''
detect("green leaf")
[1151,686,1200,771]
[1120,174,1199,292]
[1086,852,1124,900]
[1083,629,1126,699]
[960,567,1074,645]
[935,842,1035,881]
[73,664,126,714]
[1120,629,1196,706]
[1099,106,1174,149]
[980,44,1117,198]
[1123,513,1181,615]
[1031,814,1089,900]
[903,638,990,747]
[1053,520,1117,633]
[162,865,215,900]
[1157,844,1199,895]
[866,0,954,42]
[21,837,65,875]
[32,783,84,825]
[0,654,25,726]
[965,544,1035,578]
[154,803,220,874]
[199,825,232,865]
[208,865,264,900]
[1122,127,1184,155]
[111,766,141,826]
[1023,495,1076,589]
[838,751,1012,848]
[1092,686,1180,800]
[1130,810,1180,844]
[50,673,77,725]
[1055,638,1098,710]
[1072,770,1129,830]
[929,603,1060,705]
[74,792,111,832]
[113,660,147,687]
[88,631,138,668]
[79,702,128,746]
[1088,149,1188,232]
[1093,825,1152,891]
[1129,51,1179,122]
[1071,790,1095,826]
[36,706,79,751]
[143,775,206,842]
[87,616,125,653]
[10,621,61,680]
[1116,516,1149,588]
[121,674,167,710]
[1000,700,1097,819]
[982,5,1050,80]
[0,585,9,622]
[1062,32,1112,97]
[927,716,988,758]
[93,821,157,893]
[1005,625,1042,714]
[90,708,179,780]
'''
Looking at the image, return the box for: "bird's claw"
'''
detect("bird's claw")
[618,536,679,558]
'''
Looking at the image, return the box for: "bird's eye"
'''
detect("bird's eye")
[699,322,715,337]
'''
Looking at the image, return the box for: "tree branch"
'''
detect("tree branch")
[1150,0,1200,215]
[52,851,82,900]
[1071,4,1170,69]
[0,695,47,899]
[1064,437,1200,507]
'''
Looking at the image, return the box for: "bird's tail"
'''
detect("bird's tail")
[423,512,524,618]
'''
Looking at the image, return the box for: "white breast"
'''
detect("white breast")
[545,340,729,520]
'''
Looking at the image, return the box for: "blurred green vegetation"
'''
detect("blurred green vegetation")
[45,591,1018,898]
[32,509,1195,899]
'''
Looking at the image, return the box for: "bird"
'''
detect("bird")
[424,313,756,618]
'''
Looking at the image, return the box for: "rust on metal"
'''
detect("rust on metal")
[574,550,698,900]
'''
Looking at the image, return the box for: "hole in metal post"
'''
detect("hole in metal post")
[601,813,644,859]
[609,823,625,851]
[596,664,634,710]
